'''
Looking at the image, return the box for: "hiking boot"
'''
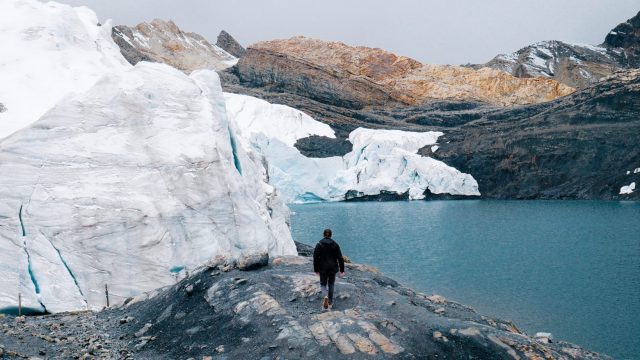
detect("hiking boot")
[322,296,329,310]
[328,302,333,310]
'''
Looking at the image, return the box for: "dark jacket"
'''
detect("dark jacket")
[313,237,345,274]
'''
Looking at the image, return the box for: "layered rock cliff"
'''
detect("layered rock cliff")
[235,36,574,109]
[112,19,238,73]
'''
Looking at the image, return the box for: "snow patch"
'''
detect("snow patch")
[620,182,636,195]
[0,63,296,312]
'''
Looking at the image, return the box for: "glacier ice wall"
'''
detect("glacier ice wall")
[0,0,129,140]
[0,63,296,313]
[223,94,480,203]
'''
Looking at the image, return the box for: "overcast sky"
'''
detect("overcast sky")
[59,0,639,65]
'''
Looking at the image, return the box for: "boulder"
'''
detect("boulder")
[238,253,269,271]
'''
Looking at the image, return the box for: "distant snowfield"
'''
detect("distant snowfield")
[224,93,480,204]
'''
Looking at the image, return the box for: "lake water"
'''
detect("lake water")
[289,200,640,360]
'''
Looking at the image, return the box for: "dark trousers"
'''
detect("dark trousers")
[319,272,336,303]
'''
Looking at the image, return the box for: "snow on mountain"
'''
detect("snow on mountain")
[224,94,480,203]
[483,40,621,89]
[0,0,129,140]
[0,62,296,313]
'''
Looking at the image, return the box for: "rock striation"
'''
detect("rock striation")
[235,36,574,109]
[216,30,246,58]
[112,19,238,73]
[0,255,612,359]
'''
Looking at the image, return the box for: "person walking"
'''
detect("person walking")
[313,228,345,310]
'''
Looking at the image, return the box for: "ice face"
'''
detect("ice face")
[224,96,480,203]
[223,93,336,149]
[0,63,296,312]
[0,0,130,140]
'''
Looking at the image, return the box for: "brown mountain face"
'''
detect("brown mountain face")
[112,19,238,73]
[235,37,574,109]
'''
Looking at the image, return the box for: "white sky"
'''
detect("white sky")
[59,0,639,65]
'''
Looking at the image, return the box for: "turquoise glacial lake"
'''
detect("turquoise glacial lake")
[289,201,640,359]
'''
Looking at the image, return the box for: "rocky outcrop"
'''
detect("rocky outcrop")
[481,41,622,89]
[0,256,611,359]
[432,69,640,200]
[216,30,246,58]
[603,11,640,67]
[235,36,574,109]
[112,19,237,73]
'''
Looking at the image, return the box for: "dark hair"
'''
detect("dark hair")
[323,228,332,238]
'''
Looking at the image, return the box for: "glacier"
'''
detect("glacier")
[224,94,480,204]
[0,0,479,314]
[0,0,129,139]
[0,60,296,312]
[0,0,296,313]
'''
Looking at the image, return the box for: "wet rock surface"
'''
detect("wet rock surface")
[0,255,611,359]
